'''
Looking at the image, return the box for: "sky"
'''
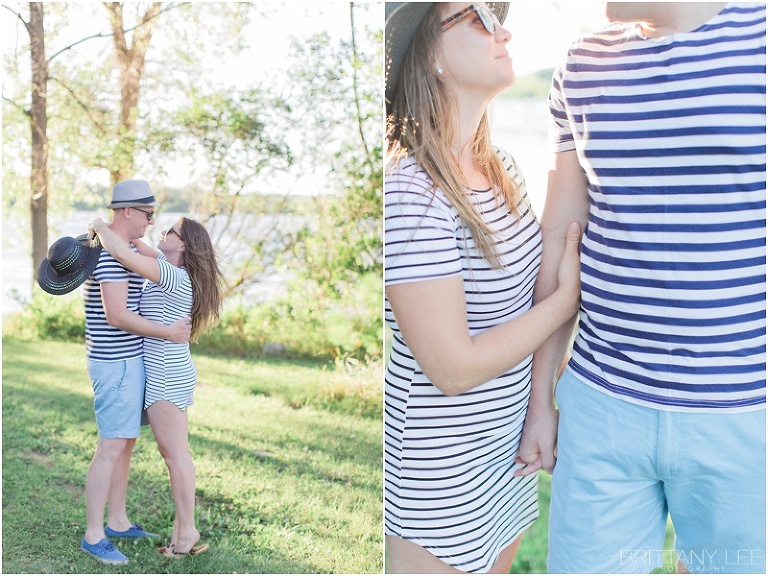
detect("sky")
[233,2,608,76]
[1,1,608,196]
[1,2,384,193]
[2,2,608,309]
[2,1,607,91]
[0,0,605,193]
[2,1,608,193]
[506,2,608,74]
[173,2,607,80]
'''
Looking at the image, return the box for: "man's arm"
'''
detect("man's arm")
[515,149,590,475]
[101,281,190,343]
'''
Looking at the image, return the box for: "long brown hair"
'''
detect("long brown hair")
[386,4,520,268]
[178,218,225,341]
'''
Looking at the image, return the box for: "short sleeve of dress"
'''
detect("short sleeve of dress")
[548,60,577,154]
[495,147,527,196]
[155,252,187,294]
[385,159,463,286]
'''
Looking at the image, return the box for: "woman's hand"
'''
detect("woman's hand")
[88,218,107,240]
[555,222,582,315]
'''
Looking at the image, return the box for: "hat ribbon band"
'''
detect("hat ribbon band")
[115,195,156,205]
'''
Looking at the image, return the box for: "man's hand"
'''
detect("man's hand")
[168,316,192,344]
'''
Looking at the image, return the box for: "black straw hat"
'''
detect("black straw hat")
[37,234,102,295]
[385,2,510,107]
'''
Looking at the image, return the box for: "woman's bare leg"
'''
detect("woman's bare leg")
[385,533,524,574]
[385,535,465,573]
[487,535,523,574]
[147,401,199,552]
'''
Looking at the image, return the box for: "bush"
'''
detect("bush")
[5,281,382,363]
[290,356,382,419]
[3,291,85,342]
[3,295,383,420]
[199,272,382,362]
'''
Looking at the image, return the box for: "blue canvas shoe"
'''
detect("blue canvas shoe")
[80,538,129,565]
[105,523,159,539]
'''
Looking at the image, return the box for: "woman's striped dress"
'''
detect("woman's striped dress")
[384,149,542,573]
[140,254,196,411]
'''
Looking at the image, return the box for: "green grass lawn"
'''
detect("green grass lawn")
[2,338,382,574]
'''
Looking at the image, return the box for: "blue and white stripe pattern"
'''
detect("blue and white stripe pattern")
[549,3,766,412]
[384,150,540,572]
[140,254,196,411]
[84,249,144,361]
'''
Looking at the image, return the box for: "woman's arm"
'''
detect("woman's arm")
[132,237,160,259]
[386,220,582,397]
[89,218,161,283]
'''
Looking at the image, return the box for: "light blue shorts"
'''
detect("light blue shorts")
[87,357,145,439]
[548,368,766,574]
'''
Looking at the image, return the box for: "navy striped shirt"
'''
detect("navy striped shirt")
[549,3,766,412]
[84,248,144,361]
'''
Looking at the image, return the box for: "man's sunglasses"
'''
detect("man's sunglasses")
[131,207,155,222]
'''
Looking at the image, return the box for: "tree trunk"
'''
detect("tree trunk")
[104,2,161,184]
[29,2,49,283]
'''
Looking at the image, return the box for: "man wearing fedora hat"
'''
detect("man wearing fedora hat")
[78,179,192,565]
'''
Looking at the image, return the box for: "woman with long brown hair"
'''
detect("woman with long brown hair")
[90,215,225,558]
[384,3,582,572]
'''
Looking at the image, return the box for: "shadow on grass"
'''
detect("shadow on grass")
[189,416,381,493]
[3,406,323,573]
[2,339,378,574]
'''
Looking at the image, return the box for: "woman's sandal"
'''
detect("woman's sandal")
[157,543,209,558]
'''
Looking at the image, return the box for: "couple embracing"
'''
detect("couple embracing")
[38,180,225,565]
[383,2,765,574]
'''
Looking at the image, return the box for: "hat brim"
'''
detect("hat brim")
[36,235,103,296]
[385,2,510,107]
[107,200,161,209]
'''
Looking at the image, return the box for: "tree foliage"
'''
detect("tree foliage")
[277,3,383,358]
[2,2,383,360]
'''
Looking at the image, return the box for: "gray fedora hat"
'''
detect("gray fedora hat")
[385,2,510,107]
[107,179,160,209]
[37,234,102,295]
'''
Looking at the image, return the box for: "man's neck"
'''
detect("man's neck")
[639,3,727,39]
[107,222,134,243]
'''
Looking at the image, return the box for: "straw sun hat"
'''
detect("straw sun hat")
[385,2,510,106]
[37,234,102,296]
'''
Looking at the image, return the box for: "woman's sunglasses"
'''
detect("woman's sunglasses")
[441,4,499,36]
[161,227,181,241]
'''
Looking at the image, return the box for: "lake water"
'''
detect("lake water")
[3,98,551,314]
[2,211,303,314]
